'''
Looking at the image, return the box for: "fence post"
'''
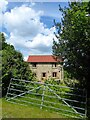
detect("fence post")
[6,78,12,99]
[40,85,45,109]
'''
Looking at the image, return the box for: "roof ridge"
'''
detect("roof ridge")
[29,54,52,56]
[29,55,54,56]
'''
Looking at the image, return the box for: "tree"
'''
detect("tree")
[52,2,90,94]
[0,33,35,97]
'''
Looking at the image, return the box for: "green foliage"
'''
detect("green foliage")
[0,33,36,97]
[63,70,79,87]
[52,2,90,89]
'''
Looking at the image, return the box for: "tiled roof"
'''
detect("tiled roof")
[27,55,62,63]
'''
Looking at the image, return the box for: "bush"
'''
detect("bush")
[0,33,36,97]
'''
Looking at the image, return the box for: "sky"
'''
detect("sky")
[0,0,69,60]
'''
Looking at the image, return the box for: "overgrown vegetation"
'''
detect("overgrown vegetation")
[0,33,36,97]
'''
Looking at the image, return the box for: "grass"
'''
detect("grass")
[2,80,86,119]
[2,98,66,118]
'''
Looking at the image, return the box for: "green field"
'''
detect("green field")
[2,98,65,118]
[3,82,86,119]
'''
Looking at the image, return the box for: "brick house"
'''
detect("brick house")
[27,55,63,81]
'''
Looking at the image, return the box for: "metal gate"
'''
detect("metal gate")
[6,78,87,119]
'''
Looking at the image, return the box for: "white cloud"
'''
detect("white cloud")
[0,0,8,12]
[0,14,3,28]
[30,2,35,7]
[25,27,56,48]
[3,4,57,60]
[4,5,44,37]
[0,0,8,28]
[24,56,28,61]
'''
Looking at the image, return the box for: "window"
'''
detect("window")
[52,63,57,67]
[42,73,46,77]
[52,72,57,77]
[55,63,56,67]
[34,73,36,77]
[32,63,37,67]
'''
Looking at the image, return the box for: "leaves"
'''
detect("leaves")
[0,33,35,97]
[52,2,90,88]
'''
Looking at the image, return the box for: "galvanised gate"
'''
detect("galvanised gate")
[6,78,87,119]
